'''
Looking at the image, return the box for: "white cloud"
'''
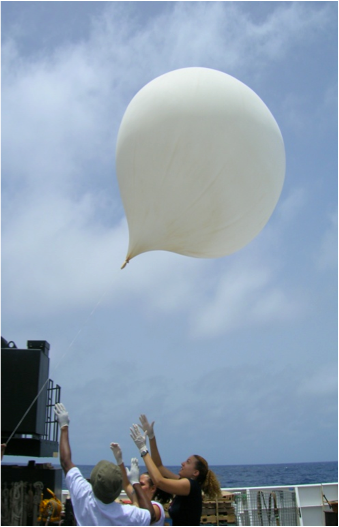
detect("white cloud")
[2,43,116,194]
[2,192,125,316]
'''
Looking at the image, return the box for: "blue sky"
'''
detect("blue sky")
[2,1,337,469]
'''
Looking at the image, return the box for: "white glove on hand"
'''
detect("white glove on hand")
[130,424,147,452]
[54,403,70,428]
[126,458,140,486]
[139,414,155,440]
[110,443,123,465]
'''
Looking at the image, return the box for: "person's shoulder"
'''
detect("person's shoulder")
[151,500,165,511]
[65,466,81,480]
[65,465,85,479]
[121,503,152,523]
[66,467,92,496]
[151,500,165,523]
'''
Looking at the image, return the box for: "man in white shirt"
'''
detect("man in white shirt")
[54,403,155,526]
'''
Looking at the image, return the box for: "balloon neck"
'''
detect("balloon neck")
[121,259,130,270]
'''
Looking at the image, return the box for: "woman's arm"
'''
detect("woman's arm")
[131,424,189,496]
[139,415,179,480]
[142,452,190,496]
[149,435,180,480]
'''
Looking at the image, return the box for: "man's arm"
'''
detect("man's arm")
[110,443,138,506]
[54,403,76,475]
[127,457,156,523]
[59,427,76,475]
[132,482,156,523]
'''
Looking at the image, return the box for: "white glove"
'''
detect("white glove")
[130,424,147,452]
[54,403,70,428]
[139,414,155,439]
[126,458,140,486]
[110,443,123,465]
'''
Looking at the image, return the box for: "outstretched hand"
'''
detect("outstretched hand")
[130,424,147,452]
[110,442,123,465]
[139,414,155,439]
[54,403,70,428]
[126,458,140,486]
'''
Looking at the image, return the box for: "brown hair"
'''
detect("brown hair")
[142,472,173,504]
[141,472,155,488]
[194,455,222,500]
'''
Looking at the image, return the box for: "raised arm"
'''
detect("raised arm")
[139,414,179,480]
[54,403,76,475]
[131,425,190,496]
[126,457,156,524]
[110,443,138,506]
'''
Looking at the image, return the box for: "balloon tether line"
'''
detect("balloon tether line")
[5,379,50,445]
[5,283,113,447]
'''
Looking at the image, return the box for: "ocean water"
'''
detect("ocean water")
[62,461,337,490]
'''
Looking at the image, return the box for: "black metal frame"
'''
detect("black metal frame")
[1,379,62,457]
[44,379,61,442]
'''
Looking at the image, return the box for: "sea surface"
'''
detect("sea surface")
[62,461,337,490]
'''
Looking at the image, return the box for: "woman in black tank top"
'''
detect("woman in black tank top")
[130,416,222,526]
[167,463,203,526]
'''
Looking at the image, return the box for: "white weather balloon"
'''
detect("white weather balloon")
[116,67,285,268]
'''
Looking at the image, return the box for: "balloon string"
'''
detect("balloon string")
[54,286,110,368]
[5,283,113,446]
